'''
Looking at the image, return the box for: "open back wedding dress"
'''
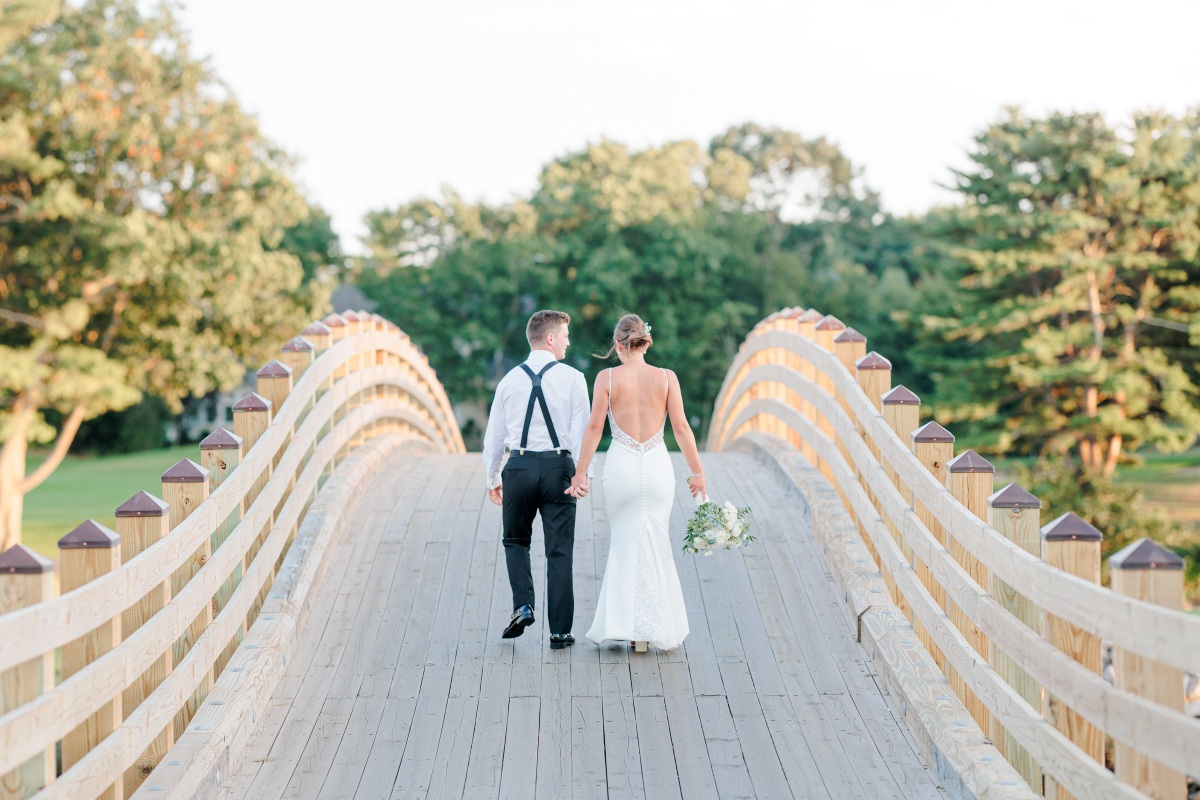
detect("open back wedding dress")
[585,369,689,650]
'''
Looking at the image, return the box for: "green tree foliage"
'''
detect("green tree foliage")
[918,109,1200,473]
[0,0,328,549]
[359,129,918,442]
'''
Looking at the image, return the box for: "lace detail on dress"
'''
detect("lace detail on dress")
[608,411,665,454]
[631,514,680,650]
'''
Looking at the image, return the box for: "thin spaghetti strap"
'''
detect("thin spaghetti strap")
[607,368,613,409]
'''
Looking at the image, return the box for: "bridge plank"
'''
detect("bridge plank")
[218,476,409,800]
[212,452,949,800]
[728,452,945,800]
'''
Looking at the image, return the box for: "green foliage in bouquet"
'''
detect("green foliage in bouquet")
[683,500,754,556]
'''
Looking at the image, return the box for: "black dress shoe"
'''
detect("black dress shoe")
[502,604,535,639]
[549,633,575,650]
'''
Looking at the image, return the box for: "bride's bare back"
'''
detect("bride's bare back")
[607,363,670,443]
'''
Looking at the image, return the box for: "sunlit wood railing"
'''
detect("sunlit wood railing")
[0,312,463,800]
[708,308,1199,800]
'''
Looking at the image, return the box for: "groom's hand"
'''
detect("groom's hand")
[488,486,503,505]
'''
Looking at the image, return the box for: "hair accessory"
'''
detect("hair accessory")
[645,323,652,334]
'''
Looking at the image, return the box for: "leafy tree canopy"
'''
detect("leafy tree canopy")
[0,0,329,548]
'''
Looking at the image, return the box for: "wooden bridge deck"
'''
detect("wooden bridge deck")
[216,452,947,800]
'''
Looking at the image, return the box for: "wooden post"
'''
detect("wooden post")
[232,392,274,632]
[833,327,867,375]
[1040,511,1104,800]
[880,385,920,619]
[854,351,892,412]
[301,320,333,352]
[0,545,55,799]
[256,360,294,414]
[233,392,273,509]
[1109,538,1187,800]
[199,429,245,678]
[985,483,1043,790]
[58,521,124,799]
[257,361,294,469]
[340,312,364,412]
[280,335,315,380]
[944,449,994,735]
[814,316,844,446]
[795,309,822,466]
[161,458,212,740]
[115,491,173,797]
[911,420,954,673]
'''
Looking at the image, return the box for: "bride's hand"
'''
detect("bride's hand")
[687,473,706,499]
[566,474,590,498]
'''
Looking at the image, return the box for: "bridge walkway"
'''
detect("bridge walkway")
[216,452,947,800]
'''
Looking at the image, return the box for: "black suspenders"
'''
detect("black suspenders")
[518,362,561,450]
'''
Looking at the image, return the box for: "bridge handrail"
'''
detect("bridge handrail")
[0,313,463,798]
[708,310,1199,800]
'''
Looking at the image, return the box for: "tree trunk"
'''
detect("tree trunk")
[1103,434,1123,478]
[0,412,31,552]
[0,400,87,552]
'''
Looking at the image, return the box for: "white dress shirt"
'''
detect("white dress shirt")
[482,350,591,489]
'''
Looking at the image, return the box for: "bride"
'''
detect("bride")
[567,314,706,652]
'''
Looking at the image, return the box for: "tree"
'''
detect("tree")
[920,109,1200,473]
[0,0,326,550]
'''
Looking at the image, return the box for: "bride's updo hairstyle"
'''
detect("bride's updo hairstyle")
[600,314,653,360]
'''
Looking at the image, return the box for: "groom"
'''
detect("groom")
[482,310,591,649]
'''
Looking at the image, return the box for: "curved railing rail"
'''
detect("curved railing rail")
[0,312,463,799]
[708,308,1199,800]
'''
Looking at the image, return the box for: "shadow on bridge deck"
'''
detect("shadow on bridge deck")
[216,452,946,800]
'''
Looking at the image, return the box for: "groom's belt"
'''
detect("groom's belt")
[508,448,571,459]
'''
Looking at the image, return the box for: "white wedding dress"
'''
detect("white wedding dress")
[585,370,689,650]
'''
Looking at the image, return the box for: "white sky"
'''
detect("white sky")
[178,0,1200,252]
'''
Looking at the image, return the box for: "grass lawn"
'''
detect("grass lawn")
[1117,449,1200,529]
[21,445,198,561]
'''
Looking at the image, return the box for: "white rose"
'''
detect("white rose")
[723,502,737,527]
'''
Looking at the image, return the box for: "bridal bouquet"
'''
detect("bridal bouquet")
[683,498,753,556]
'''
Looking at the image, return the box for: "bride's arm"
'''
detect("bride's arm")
[666,370,706,497]
[568,370,610,495]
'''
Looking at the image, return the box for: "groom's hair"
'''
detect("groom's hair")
[527,310,571,345]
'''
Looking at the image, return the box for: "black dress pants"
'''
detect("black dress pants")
[501,453,576,635]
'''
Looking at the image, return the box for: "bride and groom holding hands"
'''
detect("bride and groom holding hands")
[481,309,706,653]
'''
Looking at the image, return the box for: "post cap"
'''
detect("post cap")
[797,308,824,323]
[855,351,892,370]
[115,490,170,517]
[162,458,209,483]
[282,336,315,353]
[322,313,348,328]
[912,421,955,443]
[882,385,920,406]
[1041,512,1102,542]
[58,520,120,549]
[341,310,361,322]
[300,321,331,336]
[988,483,1041,509]
[0,544,54,574]
[256,360,293,379]
[386,321,400,332]
[947,449,994,474]
[815,315,846,332]
[834,328,867,344]
[199,428,243,451]
[232,392,272,412]
[1109,537,1184,570]
[359,310,374,320]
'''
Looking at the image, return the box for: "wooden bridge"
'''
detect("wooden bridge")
[1,310,1197,800]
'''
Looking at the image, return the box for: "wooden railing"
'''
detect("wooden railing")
[708,308,1199,800]
[0,312,463,800]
